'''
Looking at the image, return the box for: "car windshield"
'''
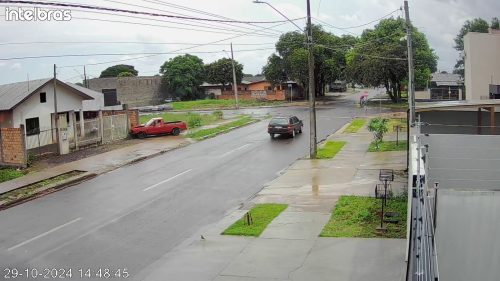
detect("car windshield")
[145,119,158,126]
[270,118,289,125]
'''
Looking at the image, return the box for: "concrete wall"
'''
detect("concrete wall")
[422,134,500,190]
[435,190,500,281]
[464,32,500,100]
[419,110,500,135]
[88,76,165,107]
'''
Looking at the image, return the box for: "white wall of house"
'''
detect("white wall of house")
[464,31,500,100]
[12,83,87,148]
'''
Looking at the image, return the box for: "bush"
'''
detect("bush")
[367,118,389,150]
[0,168,25,183]
[187,113,203,128]
[212,110,223,120]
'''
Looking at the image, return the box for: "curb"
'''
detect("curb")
[0,171,97,211]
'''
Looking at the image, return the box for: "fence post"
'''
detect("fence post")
[98,110,104,143]
[20,125,28,168]
[0,128,3,164]
[71,111,79,150]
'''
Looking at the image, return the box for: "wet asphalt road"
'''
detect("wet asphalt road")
[0,91,387,280]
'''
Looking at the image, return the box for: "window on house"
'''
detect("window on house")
[40,92,46,103]
[102,89,119,106]
[267,86,272,91]
[25,117,40,136]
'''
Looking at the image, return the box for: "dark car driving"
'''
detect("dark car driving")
[268,116,303,139]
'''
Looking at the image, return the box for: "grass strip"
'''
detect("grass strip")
[0,171,83,203]
[320,195,407,238]
[139,112,220,126]
[186,116,255,140]
[368,140,407,152]
[316,141,346,159]
[343,119,366,133]
[172,100,286,110]
[222,203,288,237]
[0,168,25,184]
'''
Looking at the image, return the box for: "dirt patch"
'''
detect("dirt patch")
[27,138,144,172]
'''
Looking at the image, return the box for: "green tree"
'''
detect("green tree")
[263,25,353,97]
[367,118,389,150]
[205,58,243,90]
[117,71,134,77]
[346,18,437,102]
[491,17,500,29]
[159,54,205,101]
[100,64,138,78]
[453,18,489,76]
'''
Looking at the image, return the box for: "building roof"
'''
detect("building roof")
[242,75,266,84]
[416,99,500,112]
[0,78,95,111]
[431,73,462,87]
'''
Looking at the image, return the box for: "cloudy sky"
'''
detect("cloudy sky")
[0,0,498,85]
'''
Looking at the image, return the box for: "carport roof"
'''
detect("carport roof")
[416,99,500,112]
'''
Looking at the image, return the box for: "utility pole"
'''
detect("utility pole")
[230,42,240,109]
[307,0,317,158]
[83,65,88,88]
[53,64,60,154]
[404,1,415,124]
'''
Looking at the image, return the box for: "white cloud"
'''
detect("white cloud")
[10,62,22,69]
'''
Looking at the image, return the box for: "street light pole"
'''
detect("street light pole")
[230,42,239,109]
[404,0,415,124]
[254,0,317,158]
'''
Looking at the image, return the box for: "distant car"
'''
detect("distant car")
[131,117,187,138]
[268,116,303,139]
[330,80,347,92]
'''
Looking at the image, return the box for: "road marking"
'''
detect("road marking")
[218,144,251,158]
[142,169,192,191]
[8,217,82,251]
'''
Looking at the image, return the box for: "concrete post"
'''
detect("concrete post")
[79,109,85,137]
[98,110,104,143]
[71,111,79,150]
[20,124,27,168]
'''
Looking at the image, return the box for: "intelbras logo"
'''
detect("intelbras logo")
[5,7,72,21]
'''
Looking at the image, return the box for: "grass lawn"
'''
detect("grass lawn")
[187,116,255,140]
[0,168,25,184]
[343,119,366,133]
[139,112,220,126]
[368,140,407,152]
[320,195,407,238]
[316,141,346,159]
[388,118,407,132]
[172,100,287,110]
[222,203,288,237]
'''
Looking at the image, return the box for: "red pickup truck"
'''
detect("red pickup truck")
[131,117,187,138]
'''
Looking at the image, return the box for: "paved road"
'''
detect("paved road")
[0,91,388,280]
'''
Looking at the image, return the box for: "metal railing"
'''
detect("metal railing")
[409,118,440,281]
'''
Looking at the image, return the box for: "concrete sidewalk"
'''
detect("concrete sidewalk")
[0,136,189,194]
[138,123,408,281]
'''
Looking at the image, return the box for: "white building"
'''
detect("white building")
[0,78,106,153]
[464,29,500,100]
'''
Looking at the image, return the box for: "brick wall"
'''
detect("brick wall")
[0,126,27,167]
[102,109,140,129]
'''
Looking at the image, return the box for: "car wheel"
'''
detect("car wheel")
[299,127,303,134]
[138,132,146,139]
[270,133,275,139]
[172,128,181,136]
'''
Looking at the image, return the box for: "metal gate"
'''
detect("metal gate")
[102,114,128,143]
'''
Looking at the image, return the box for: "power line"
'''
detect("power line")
[313,8,401,30]
[0,41,277,46]
[0,47,276,61]
[0,0,302,24]
[58,20,294,68]
[99,0,283,36]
